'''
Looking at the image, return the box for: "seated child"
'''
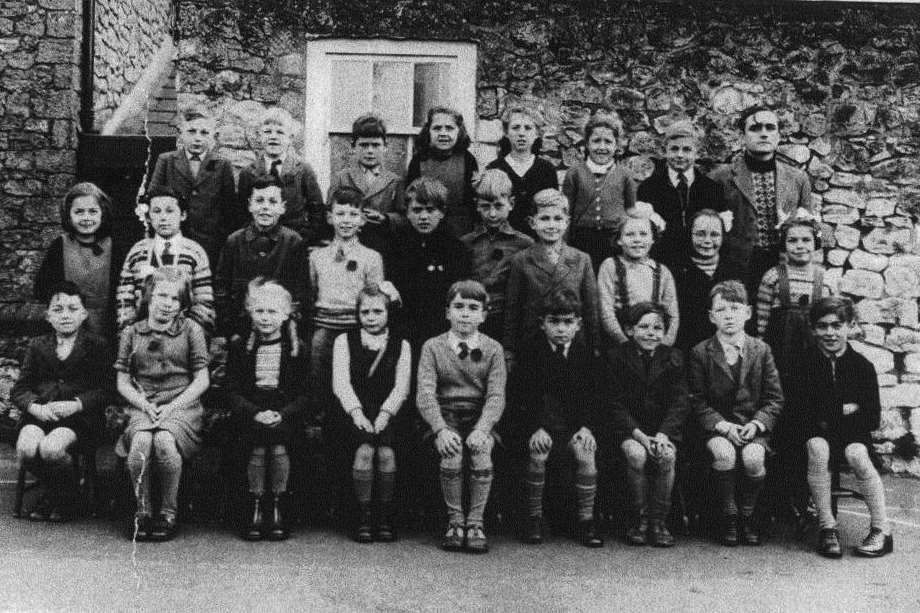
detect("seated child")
[332,283,411,543]
[149,106,236,264]
[237,107,325,244]
[328,113,406,254]
[504,189,598,369]
[416,280,506,553]
[215,173,307,340]
[688,280,783,547]
[598,205,679,347]
[460,169,533,339]
[12,282,113,521]
[116,187,215,334]
[115,267,210,542]
[609,302,689,547]
[226,278,308,542]
[795,297,892,558]
[513,289,603,547]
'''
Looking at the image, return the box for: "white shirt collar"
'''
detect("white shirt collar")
[586,159,615,174]
[186,149,205,162]
[447,331,481,354]
[547,338,571,358]
[668,166,695,187]
[716,333,746,358]
[360,328,388,351]
[153,233,181,254]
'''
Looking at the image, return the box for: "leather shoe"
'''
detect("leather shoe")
[28,496,53,522]
[817,528,842,559]
[577,519,603,548]
[266,495,289,541]
[740,516,760,546]
[649,520,675,548]
[465,525,489,554]
[243,495,264,541]
[721,515,739,547]
[626,519,647,546]
[525,515,543,544]
[854,527,893,558]
[354,507,373,544]
[375,502,396,543]
[128,515,152,541]
[149,514,177,542]
[440,523,464,552]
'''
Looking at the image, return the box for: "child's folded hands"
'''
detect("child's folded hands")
[467,429,491,453]
[529,428,553,454]
[350,409,374,433]
[436,428,462,457]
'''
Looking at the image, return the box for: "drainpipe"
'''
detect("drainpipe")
[79,0,97,134]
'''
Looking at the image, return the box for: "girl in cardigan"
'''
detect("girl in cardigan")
[35,182,127,339]
[485,106,559,235]
[332,283,411,543]
[407,107,479,237]
[226,278,308,541]
[115,267,210,542]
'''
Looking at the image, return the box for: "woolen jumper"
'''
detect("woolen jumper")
[308,240,384,329]
[485,156,559,235]
[597,255,679,346]
[562,161,637,229]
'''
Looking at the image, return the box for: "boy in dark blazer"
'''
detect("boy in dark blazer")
[149,106,237,265]
[689,280,783,547]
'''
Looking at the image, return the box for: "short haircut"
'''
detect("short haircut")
[737,104,776,132]
[446,279,488,308]
[352,113,387,144]
[709,279,749,307]
[260,107,294,131]
[532,188,569,214]
[179,105,214,126]
[145,184,187,212]
[614,212,660,243]
[244,173,283,200]
[416,106,471,155]
[499,105,544,155]
[539,288,582,318]
[60,182,113,238]
[46,280,85,306]
[810,296,856,326]
[355,282,395,320]
[778,218,822,251]
[406,177,448,211]
[689,208,726,235]
[584,113,623,142]
[625,301,671,331]
[664,119,700,144]
[245,276,293,315]
[328,185,364,211]
[474,168,513,201]
[137,266,193,322]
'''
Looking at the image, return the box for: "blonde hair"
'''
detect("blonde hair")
[532,188,569,214]
[260,107,296,133]
[137,266,193,323]
[474,168,513,201]
[243,277,299,355]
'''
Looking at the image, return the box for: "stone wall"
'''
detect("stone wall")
[93,0,175,129]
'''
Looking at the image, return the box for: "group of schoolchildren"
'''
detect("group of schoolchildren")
[11,102,893,561]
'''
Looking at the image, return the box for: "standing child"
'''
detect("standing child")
[237,107,325,245]
[225,278,308,542]
[115,267,210,541]
[597,207,679,347]
[461,169,533,340]
[795,297,892,558]
[608,302,689,547]
[332,283,411,543]
[115,187,215,334]
[149,106,237,264]
[513,289,603,548]
[562,113,637,272]
[407,107,479,237]
[416,280,507,553]
[12,282,113,521]
[485,106,559,235]
[35,183,128,338]
[688,280,783,547]
[328,113,406,254]
[504,189,598,369]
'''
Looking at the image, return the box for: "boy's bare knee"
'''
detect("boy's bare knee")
[707,437,736,470]
[440,453,463,471]
[376,446,396,471]
[741,443,765,476]
[621,440,647,470]
[571,445,595,469]
[806,437,830,471]
[354,444,375,468]
[38,439,70,464]
[470,448,493,470]
[16,427,43,461]
[844,443,874,478]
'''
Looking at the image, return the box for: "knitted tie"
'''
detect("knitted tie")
[161,241,174,266]
[270,159,282,179]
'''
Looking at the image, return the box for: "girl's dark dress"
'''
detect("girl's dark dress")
[341,329,404,450]
[674,258,745,352]
[485,156,559,236]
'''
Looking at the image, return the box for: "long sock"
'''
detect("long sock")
[353,468,374,505]
[650,458,675,523]
[626,464,648,521]
[714,469,738,516]
[247,447,267,495]
[575,470,597,521]
[806,465,835,529]
[857,472,890,534]
[126,438,152,517]
[440,466,464,525]
[467,468,493,527]
[525,465,545,518]
[269,446,290,495]
[377,469,395,505]
[156,445,183,518]
[739,474,765,518]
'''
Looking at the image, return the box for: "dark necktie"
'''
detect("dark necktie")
[555,343,566,359]
[676,172,689,211]
[161,241,174,266]
[270,159,282,179]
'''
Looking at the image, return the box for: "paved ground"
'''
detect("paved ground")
[2,446,920,613]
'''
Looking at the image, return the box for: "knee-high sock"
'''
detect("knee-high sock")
[467,468,493,527]
[739,474,765,518]
[857,472,890,534]
[714,469,738,517]
[269,446,290,495]
[650,460,675,522]
[806,465,835,530]
[353,468,374,506]
[247,447,267,496]
[440,466,464,525]
[156,446,183,518]
[625,464,648,519]
[126,448,152,517]
[574,469,597,522]
[525,464,546,518]
[377,469,396,505]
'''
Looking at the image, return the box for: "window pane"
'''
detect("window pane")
[331,60,371,129]
[372,61,413,130]
[413,63,451,127]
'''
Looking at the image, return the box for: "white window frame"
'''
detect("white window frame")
[304,38,478,193]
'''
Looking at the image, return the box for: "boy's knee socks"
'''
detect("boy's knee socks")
[714,468,738,516]
[353,468,374,505]
[377,469,395,505]
[739,474,764,518]
[247,449,267,495]
[857,472,890,534]
[806,465,835,529]
[525,465,545,518]
[650,463,675,522]
[269,449,290,495]
[467,468,493,527]
[574,469,597,522]
[626,465,648,518]
[439,466,464,525]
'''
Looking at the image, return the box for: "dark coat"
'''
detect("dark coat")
[673,258,746,353]
[328,165,406,254]
[637,163,726,271]
[485,156,559,236]
[606,341,689,445]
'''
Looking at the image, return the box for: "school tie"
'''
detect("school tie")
[676,171,689,210]
[161,241,174,266]
[189,154,201,179]
[554,343,566,359]
[270,159,281,179]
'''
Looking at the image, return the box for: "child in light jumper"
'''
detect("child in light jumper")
[416,280,506,553]
[597,207,679,347]
[333,283,411,543]
[225,278,308,542]
[115,267,210,542]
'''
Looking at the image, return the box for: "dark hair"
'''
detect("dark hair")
[709,279,749,307]
[584,113,623,143]
[446,279,488,308]
[737,105,776,132]
[415,106,471,156]
[179,106,214,125]
[244,173,283,201]
[809,296,856,326]
[498,106,543,156]
[625,301,671,331]
[538,288,582,318]
[60,182,113,238]
[45,280,85,306]
[328,185,364,211]
[136,266,193,323]
[352,113,387,145]
[778,218,822,251]
[406,177,448,211]
[144,184,187,212]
